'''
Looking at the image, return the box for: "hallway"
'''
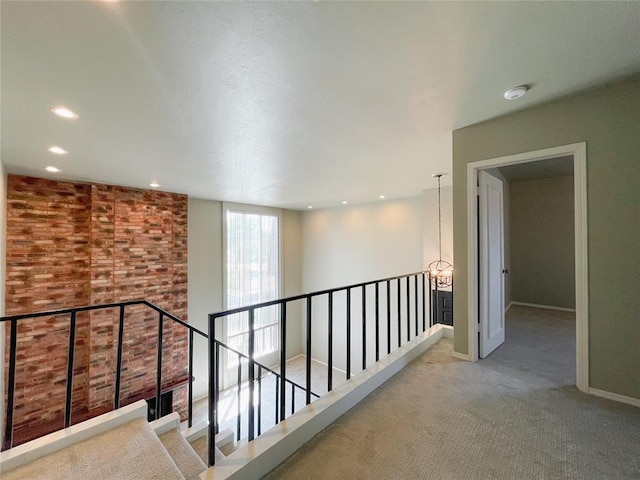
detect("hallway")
[264,306,640,479]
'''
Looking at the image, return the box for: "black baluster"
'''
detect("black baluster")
[257,365,262,437]
[422,273,426,332]
[328,292,333,392]
[386,280,391,355]
[64,311,77,428]
[248,309,255,441]
[414,275,419,338]
[397,278,401,347]
[236,354,242,441]
[406,277,410,342]
[346,289,351,380]
[306,297,312,405]
[362,285,366,371]
[375,283,380,362]
[188,329,194,428]
[114,305,125,409]
[155,312,164,420]
[3,319,17,451]
[280,302,287,422]
[208,313,217,466]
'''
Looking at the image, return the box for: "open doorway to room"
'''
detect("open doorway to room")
[466,143,589,392]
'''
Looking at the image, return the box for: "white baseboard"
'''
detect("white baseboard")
[510,301,575,313]
[452,351,471,361]
[309,356,348,375]
[506,302,514,312]
[441,325,454,339]
[588,387,640,408]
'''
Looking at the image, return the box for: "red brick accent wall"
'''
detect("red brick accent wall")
[4,175,188,442]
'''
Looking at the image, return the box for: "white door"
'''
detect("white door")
[478,170,505,358]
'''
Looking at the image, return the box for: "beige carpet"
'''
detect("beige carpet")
[264,306,640,479]
[159,428,207,480]
[2,418,184,480]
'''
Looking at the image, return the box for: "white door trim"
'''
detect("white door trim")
[466,142,589,392]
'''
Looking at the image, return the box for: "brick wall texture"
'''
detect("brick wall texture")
[4,175,189,441]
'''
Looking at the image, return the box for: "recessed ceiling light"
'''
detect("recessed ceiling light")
[51,107,78,119]
[307,206,313,209]
[150,182,160,188]
[504,86,528,100]
[341,201,348,205]
[46,166,61,173]
[48,146,68,155]
[378,195,386,199]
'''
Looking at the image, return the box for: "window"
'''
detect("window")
[224,205,281,365]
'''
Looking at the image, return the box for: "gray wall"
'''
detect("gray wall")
[510,176,574,309]
[452,74,640,400]
[187,199,304,399]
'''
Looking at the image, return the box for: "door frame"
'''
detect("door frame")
[466,142,589,392]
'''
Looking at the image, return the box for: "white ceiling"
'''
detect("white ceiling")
[2,1,640,209]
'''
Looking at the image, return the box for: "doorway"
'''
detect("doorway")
[466,143,589,392]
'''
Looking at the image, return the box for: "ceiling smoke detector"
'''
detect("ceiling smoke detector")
[504,86,528,100]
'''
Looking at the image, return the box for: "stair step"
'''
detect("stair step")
[2,417,184,480]
[159,429,207,480]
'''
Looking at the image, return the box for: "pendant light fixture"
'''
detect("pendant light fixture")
[428,174,453,288]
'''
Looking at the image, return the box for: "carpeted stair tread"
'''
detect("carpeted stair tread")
[189,436,227,466]
[159,429,207,480]
[2,417,185,480]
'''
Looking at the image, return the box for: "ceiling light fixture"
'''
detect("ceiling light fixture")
[51,107,78,119]
[48,146,68,155]
[150,182,160,188]
[307,206,313,209]
[504,86,528,100]
[46,166,61,173]
[378,195,386,199]
[341,201,348,205]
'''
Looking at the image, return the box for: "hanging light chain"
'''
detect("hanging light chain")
[437,174,442,262]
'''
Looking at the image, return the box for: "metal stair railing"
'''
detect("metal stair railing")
[206,269,450,466]
[0,300,311,452]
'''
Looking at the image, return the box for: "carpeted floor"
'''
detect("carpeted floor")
[263,306,640,479]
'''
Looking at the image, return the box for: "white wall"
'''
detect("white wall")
[302,196,426,371]
[187,198,224,400]
[282,210,304,359]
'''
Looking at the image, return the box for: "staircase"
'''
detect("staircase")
[0,400,231,479]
